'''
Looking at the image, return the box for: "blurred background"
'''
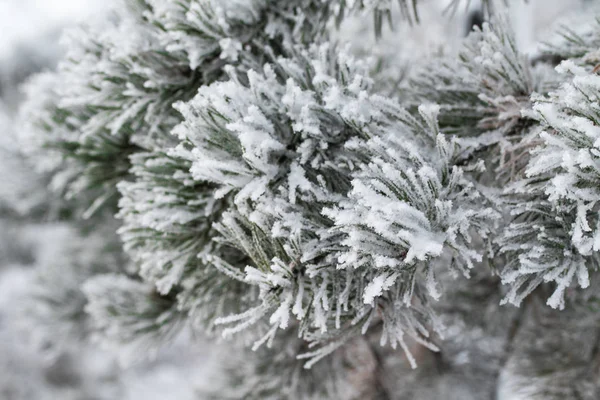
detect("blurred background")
[0,1,220,399]
[0,0,581,399]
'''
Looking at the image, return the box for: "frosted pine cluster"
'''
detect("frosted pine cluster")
[10,0,600,398]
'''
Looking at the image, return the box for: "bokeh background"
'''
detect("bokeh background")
[0,2,220,399]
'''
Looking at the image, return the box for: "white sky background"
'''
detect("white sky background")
[0,0,110,59]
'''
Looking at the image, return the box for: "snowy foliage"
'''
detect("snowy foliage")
[408,19,537,136]
[83,273,183,362]
[16,0,403,218]
[407,19,560,185]
[15,0,600,399]
[499,60,600,309]
[328,108,498,301]
[541,8,600,65]
[117,152,223,294]
[26,225,124,353]
[170,44,495,364]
